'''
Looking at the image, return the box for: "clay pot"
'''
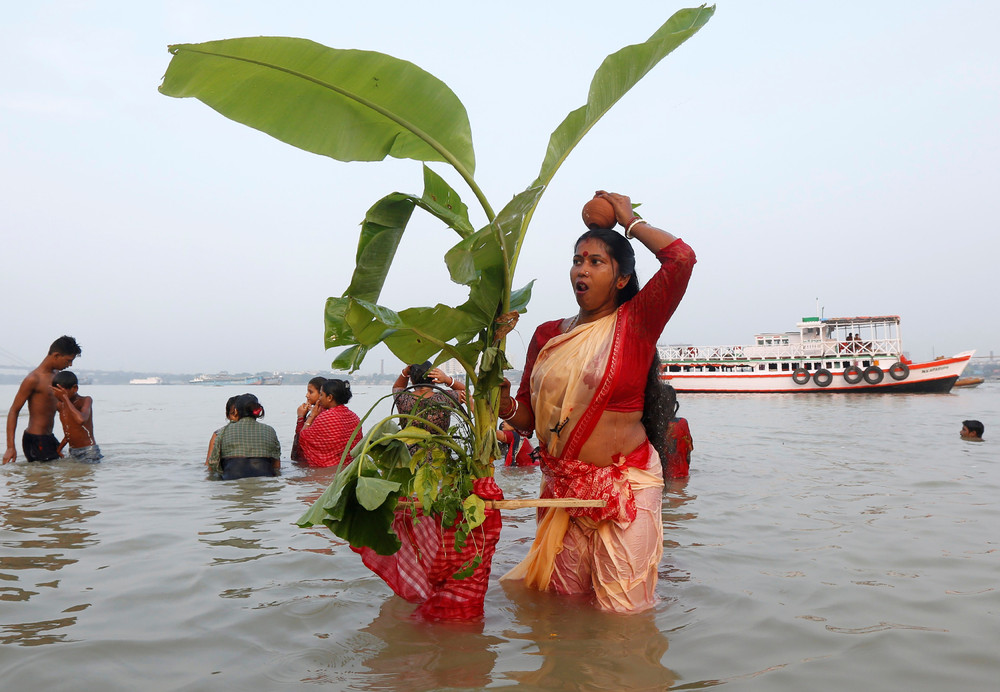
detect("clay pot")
[581,197,616,230]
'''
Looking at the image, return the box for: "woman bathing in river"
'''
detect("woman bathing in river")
[499,190,695,613]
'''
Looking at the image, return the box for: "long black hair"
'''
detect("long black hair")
[575,229,669,450]
[234,393,264,420]
[321,378,353,405]
[407,361,434,386]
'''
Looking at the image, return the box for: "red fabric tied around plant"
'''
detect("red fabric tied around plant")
[352,477,504,621]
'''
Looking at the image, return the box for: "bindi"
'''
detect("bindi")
[581,250,589,257]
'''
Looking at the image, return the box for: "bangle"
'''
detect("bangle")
[499,398,518,420]
[625,217,645,239]
[447,375,455,388]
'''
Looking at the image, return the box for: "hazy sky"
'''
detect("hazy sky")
[2,1,997,375]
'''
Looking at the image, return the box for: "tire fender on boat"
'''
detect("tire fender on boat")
[792,368,810,385]
[843,365,864,384]
[813,369,833,387]
[863,366,884,385]
[888,361,909,381]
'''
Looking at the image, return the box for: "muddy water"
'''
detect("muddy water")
[1,383,997,691]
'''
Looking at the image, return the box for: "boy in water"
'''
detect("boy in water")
[3,335,82,464]
[960,419,984,442]
[52,371,102,462]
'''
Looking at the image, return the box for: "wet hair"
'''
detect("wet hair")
[321,378,353,405]
[963,419,984,437]
[52,370,78,389]
[575,228,640,305]
[49,335,82,357]
[408,361,434,386]
[576,229,674,449]
[234,393,264,420]
[225,395,238,417]
[308,376,327,390]
[642,354,675,464]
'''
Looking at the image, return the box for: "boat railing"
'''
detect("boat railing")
[659,337,902,362]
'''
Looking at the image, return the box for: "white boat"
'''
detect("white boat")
[189,373,283,386]
[129,376,163,385]
[658,315,973,393]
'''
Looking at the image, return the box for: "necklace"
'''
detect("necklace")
[566,314,580,333]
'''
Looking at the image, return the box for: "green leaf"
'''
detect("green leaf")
[355,476,402,511]
[332,489,402,555]
[505,5,715,272]
[462,494,486,530]
[330,344,367,372]
[414,464,440,510]
[397,425,434,446]
[296,458,360,526]
[347,194,416,303]
[509,281,534,314]
[345,176,472,306]
[420,166,474,237]
[533,6,714,188]
[452,555,482,580]
[160,37,476,176]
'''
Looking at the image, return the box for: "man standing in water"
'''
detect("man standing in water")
[3,336,82,464]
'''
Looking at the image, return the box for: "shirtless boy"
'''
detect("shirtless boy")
[3,336,82,464]
[53,370,103,462]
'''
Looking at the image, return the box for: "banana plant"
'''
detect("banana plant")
[160,5,713,554]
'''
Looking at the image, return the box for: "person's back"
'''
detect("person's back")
[208,394,281,479]
[52,370,102,462]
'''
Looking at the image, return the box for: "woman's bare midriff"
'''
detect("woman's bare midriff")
[575,410,647,467]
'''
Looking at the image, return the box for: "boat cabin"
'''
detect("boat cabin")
[658,315,905,372]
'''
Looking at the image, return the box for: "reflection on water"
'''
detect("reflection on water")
[200,477,286,565]
[501,580,676,691]
[0,463,98,646]
[356,598,503,691]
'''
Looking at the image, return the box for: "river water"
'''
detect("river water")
[1,383,996,691]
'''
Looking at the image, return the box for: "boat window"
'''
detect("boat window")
[758,365,765,371]
[768,363,777,371]
[826,362,833,369]
[862,360,870,367]
[781,363,790,371]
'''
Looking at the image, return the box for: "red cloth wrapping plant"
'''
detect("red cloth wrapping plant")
[352,476,504,620]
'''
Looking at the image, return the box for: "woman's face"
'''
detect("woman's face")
[317,391,336,409]
[571,238,623,314]
[306,384,321,405]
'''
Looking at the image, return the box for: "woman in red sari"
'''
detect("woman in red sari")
[499,190,695,613]
[296,379,363,467]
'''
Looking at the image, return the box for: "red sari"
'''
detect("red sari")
[502,238,696,613]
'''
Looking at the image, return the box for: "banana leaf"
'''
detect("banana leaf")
[160,37,476,177]
[509,5,716,268]
[344,168,472,304]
